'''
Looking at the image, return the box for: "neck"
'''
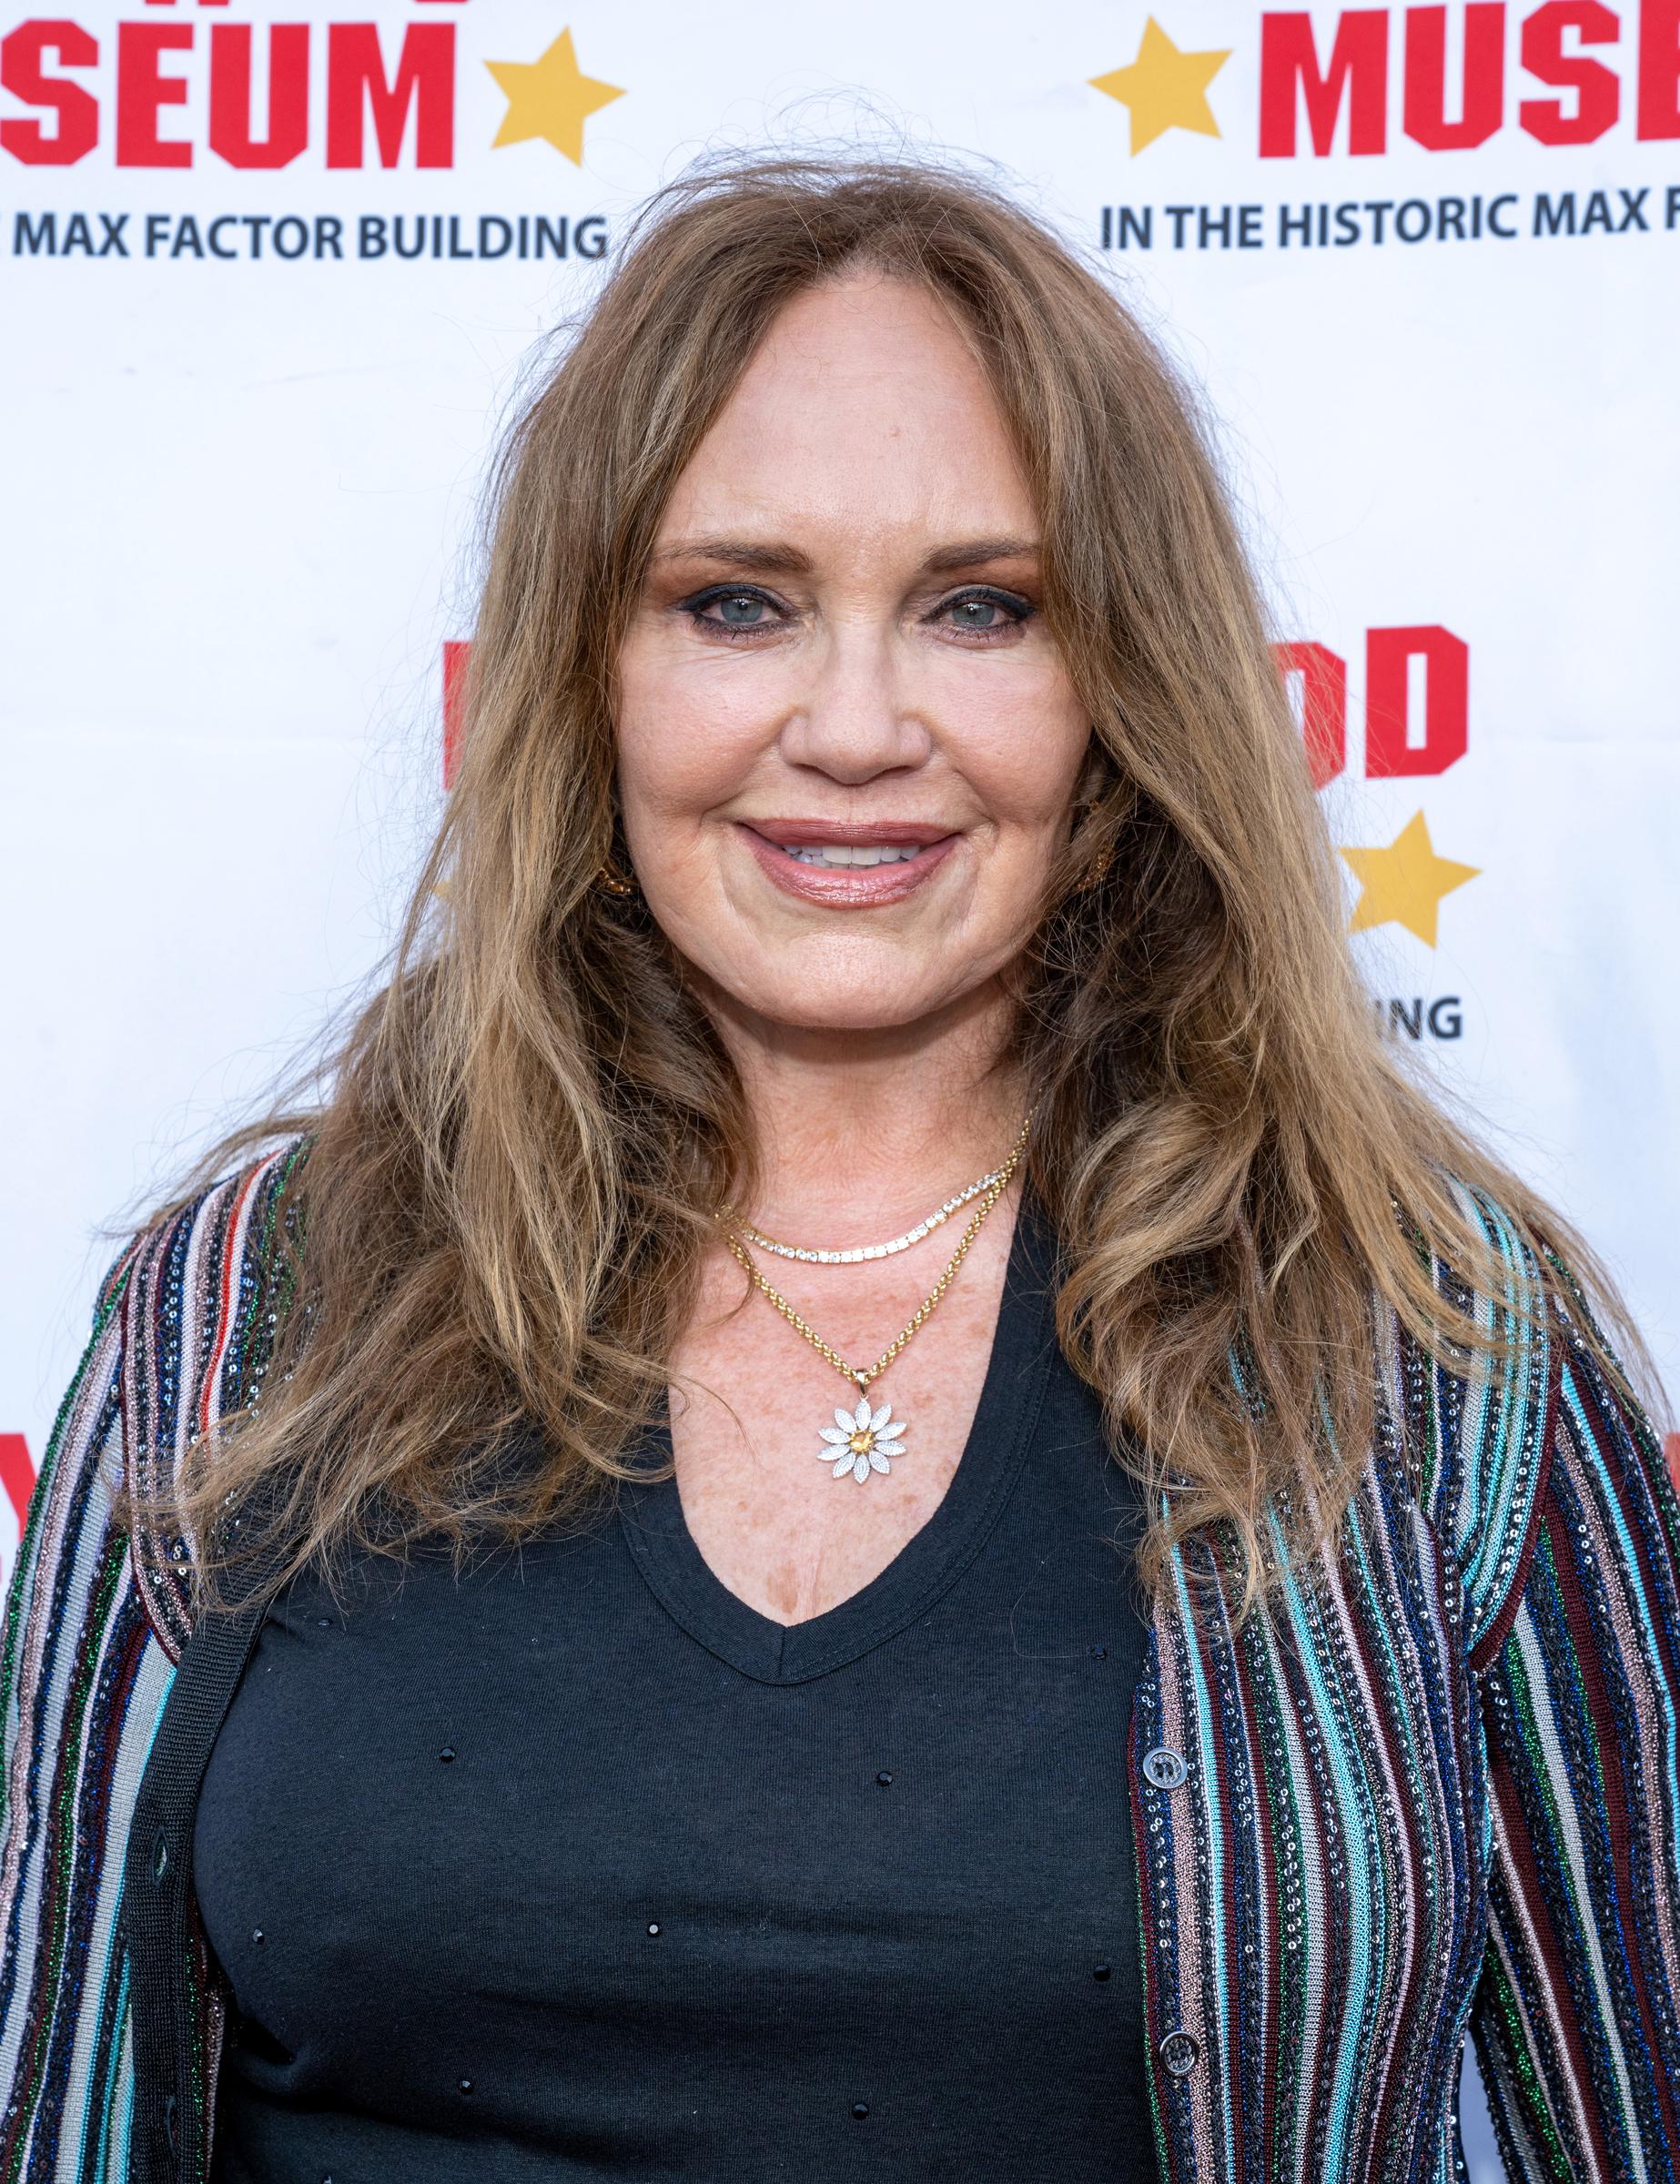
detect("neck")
[702,981,1029,1241]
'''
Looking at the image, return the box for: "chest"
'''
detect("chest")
[663,1217,1017,1623]
[190,1352,1157,2177]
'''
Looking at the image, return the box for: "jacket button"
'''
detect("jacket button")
[1143,1745,1189,1790]
[1159,2029,1200,2077]
[151,1830,169,1881]
[163,2093,178,2153]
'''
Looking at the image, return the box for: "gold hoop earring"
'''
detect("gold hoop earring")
[595,858,638,898]
[1072,777,1118,894]
[1077,841,1114,894]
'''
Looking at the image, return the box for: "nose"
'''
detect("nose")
[774,621,934,784]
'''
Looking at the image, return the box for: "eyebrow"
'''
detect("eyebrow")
[649,534,1041,576]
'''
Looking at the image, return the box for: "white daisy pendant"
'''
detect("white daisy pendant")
[817,1393,908,1483]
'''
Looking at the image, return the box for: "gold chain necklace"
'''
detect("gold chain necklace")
[731,1155,1015,1263]
[717,1113,1032,1485]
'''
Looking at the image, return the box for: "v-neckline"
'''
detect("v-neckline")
[617,1188,1063,1686]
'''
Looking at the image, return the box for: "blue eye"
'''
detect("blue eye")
[683,586,778,637]
[938,587,1033,637]
[713,592,770,628]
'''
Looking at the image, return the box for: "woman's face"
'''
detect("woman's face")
[614,269,1094,1039]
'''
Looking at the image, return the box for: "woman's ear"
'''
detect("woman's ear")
[1074,737,1108,805]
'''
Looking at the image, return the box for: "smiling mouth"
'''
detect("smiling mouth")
[776,841,931,868]
[735,820,959,905]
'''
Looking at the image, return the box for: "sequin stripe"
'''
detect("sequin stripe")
[36,1595,156,2184]
[1260,1520,1375,2184]
[1427,1183,1522,1576]
[1358,1479,1486,2176]
[1232,1606,1300,2177]
[0,1528,128,2184]
[179,1905,216,2184]
[86,1951,129,2184]
[0,1350,123,2053]
[224,1139,311,1421]
[1559,1335,1680,1896]
[1336,1492,1441,2176]
[1473,1935,1577,2183]
[5,1534,132,2181]
[165,1172,241,1522]
[1420,1212,1485,1547]
[1198,1563,1274,2184]
[1481,1615,1627,2178]
[195,1958,228,2182]
[68,1632,172,2184]
[1565,1340,1680,1972]
[1321,1508,1437,2183]
[1189,1556,1248,2178]
[0,1360,125,2080]
[104,2001,134,2184]
[1482,1789,1619,2177]
[118,1218,190,1664]
[1531,1431,1680,2160]
[1451,1188,1554,1655]
[193,1154,288,1446]
[168,1181,225,1475]
[1249,1526,1328,2179]
[1384,1303,1456,1517]
[1377,1488,1490,2174]
[1151,1554,1224,2179]
[0,1262,130,1854]
[1184,1538,1243,2179]
[1506,1524,1665,2179]
[1579,1522,1680,2078]
[121,1192,238,1664]
[1549,1297,1680,2052]
[1131,1626,1178,2184]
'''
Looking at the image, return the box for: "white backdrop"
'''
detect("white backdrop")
[4,5,1677,2170]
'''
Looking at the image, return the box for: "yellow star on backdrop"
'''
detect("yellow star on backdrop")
[1339,812,1480,947]
[1090,18,1230,154]
[485,29,623,163]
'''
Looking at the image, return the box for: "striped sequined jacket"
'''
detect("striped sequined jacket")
[2,1136,1677,2181]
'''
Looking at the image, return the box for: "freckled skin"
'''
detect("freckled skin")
[614,272,1092,1623]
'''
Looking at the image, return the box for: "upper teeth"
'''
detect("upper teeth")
[784,844,924,867]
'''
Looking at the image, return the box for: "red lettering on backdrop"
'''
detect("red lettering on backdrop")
[116,19,192,167]
[1638,0,1680,133]
[442,639,470,787]
[325,22,455,169]
[1260,10,1391,156]
[1365,626,1469,776]
[207,22,309,169]
[1404,3,1507,147]
[0,1434,35,1538]
[0,19,98,165]
[1519,0,1622,142]
[1273,642,1348,789]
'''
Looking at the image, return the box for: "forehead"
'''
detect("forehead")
[655,273,1038,546]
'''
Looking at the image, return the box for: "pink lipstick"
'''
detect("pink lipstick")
[734,818,959,908]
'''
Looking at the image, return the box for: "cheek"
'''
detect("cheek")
[614,646,767,837]
[945,682,1091,837]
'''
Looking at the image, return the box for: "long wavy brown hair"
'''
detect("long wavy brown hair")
[138,146,1671,1623]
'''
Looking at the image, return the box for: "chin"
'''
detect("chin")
[735,973,946,1035]
[668,915,1007,1036]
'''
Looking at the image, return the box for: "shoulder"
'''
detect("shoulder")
[115,1133,313,1651]
[1387,1168,1562,1670]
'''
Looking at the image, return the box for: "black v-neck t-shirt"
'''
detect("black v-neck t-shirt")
[194,1191,1156,2181]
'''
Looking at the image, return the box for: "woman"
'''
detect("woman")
[2,148,1675,2184]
